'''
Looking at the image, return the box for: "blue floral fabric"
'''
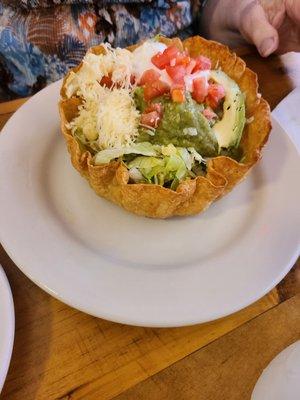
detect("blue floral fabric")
[0,1,201,100]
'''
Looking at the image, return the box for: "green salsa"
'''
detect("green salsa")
[134,88,219,157]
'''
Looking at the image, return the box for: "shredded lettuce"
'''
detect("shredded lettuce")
[74,128,100,153]
[127,152,190,188]
[94,141,204,189]
[94,142,158,164]
[187,147,205,164]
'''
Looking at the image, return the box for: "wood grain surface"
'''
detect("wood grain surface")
[115,294,300,400]
[0,48,299,400]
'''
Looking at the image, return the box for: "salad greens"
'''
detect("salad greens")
[74,128,100,153]
[94,142,158,164]
[94,142,205,189]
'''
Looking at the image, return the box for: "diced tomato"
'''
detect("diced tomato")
[151,45,180,70]
[170,58,176,67]
[164,46,180,60]
[203,108,217,120]
[206,83,225,109]
[186,59,197,75]
[175,53,190,67]
[206,97,217,110]
[151,52,165,69]
[192,77,208,103]
[145,102,163,117]
[165,65,186,84]
[208,83,225,99]
[140,111,160,128]
[193,55,212,72]
[139,69,161,85]
[144,80,170,101]
[171,88,185,103]
[100,75,113,88]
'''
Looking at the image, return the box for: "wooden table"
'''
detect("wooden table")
[0,48,299,400]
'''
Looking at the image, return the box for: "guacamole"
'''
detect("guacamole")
[134,88,219,157]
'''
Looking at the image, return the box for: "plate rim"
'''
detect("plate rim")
[251,340,300,399]
[1,240,299,328]
[0,265,15,391]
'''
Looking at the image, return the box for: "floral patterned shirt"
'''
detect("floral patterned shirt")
[0,0,202,100]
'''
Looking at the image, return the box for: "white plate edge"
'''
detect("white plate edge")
[0,265,15,392]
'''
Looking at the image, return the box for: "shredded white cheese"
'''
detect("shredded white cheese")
[65,43,134,98]
[96,88,140,148]
[65,43,142,149]
[67,85,140,149]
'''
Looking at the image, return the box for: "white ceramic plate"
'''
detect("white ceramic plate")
[252,341,300,400]
[0,265,14,392]
[273,87,300,151]
[0,81,299,327]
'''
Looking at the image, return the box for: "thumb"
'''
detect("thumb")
[238,1,279,57]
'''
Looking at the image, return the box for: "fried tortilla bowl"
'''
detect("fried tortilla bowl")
[59,35,271,218]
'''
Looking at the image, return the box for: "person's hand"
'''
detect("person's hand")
[201,0,300,56]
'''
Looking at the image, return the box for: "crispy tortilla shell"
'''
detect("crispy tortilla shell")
[59,36,271,218]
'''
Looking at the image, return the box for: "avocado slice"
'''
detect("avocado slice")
[210,70,246,149]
